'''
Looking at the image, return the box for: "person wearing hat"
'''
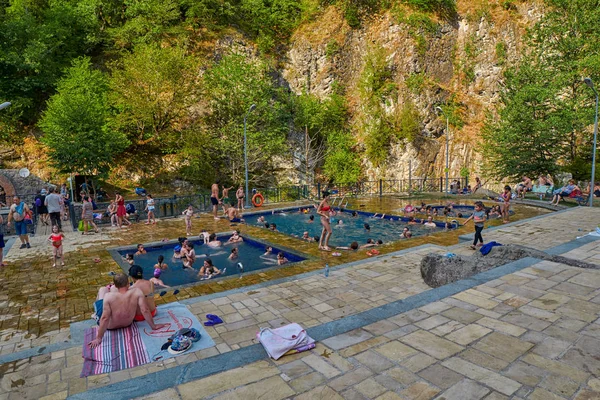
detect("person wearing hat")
[129,265,157,321]
[89,273,167,349]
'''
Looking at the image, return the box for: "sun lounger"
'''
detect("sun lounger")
[531,185,553,199]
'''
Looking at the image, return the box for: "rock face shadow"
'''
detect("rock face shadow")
[420,245,599,288]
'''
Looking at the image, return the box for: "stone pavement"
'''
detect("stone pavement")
[2,200,599,399]
[136,256,600,400]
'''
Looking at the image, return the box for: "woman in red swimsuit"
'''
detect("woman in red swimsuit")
[317,191,333,251]
[115,192,130,228]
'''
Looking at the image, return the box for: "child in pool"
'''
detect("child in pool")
[277,252,288,265]
[182,205,194,236]
[48,225,66,267]
[124,253,135,265]
[229,247,239,260]
[173,246,182,259]
[150,269,170,288]
[200,230,210,244]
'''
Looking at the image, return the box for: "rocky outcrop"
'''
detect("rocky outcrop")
[283,1,542,182]
[421,244,599,288]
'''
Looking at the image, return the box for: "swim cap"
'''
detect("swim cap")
[154,268,161,278]
[174,245,182,252]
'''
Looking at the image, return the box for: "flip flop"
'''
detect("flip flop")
[173,289,180,295]
[107,271,116,276]
[206,314,223,324]
[159,291,167,297]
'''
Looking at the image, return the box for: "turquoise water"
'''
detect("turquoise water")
[247,207,449,247]
[116,235,305,287]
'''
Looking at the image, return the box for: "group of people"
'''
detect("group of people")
[34,185,70,228]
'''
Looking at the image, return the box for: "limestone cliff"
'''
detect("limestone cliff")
[283,1,542,183]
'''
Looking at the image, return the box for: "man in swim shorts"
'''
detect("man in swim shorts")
[211,180,220,220]
[89,273,167,348]
[220,185,233,214]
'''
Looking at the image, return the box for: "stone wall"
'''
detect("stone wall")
[0,169,48,197]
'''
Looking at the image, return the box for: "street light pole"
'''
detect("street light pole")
[244,104,256,209]
[435,106,450,194]
[584,78,599,207]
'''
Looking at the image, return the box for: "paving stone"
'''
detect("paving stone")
[418,364,464,390]
[374,392,403,400]
[340,388,367,400]
[482,392,508,400]
[354,378,387,398]
[373,374,404,393]
[476,317,527,337]
[503,361,546,386]
[521,353,590,383]
[473,332,534,362]
[289,372,326,392]
[501,311,552,331]
[279,360,313,379]
[453,292,499,310]
[532,337,571,359]
[301,354,341,379]
[567,272,600,289]
[136,388,179,400]
[445,324,492,345]
[573,389,600,400]
[401,330,463,360]
[434,379,490,400]
[430,321,465,336]
[329,368,373,392]
[399,381,440,400]
[177,360,278,399]
[339,336,391,358]
[419,301,453,315]
[385,367,419,386]
[211,375,294,400]
[375,340,418,362]
[441,357,521,396]
[363,320,400,336]
[384,325,420,339]
[539,374,579,398]
[441,307,484,324]
[353,350,395,373]
[402,352,437,373]
[527,387,566,400]
[322,330,374,351]
[415,315,451,330]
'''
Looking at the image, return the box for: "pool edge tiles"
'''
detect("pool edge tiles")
[106,232,314,294]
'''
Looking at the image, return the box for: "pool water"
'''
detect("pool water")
[248,208,449,247]
[116,235,305,287]
[426,205,514,219]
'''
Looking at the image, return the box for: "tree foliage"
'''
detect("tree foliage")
[39,57,129,176]
[482,0,600,181]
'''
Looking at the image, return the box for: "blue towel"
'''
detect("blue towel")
[480,241,502,256]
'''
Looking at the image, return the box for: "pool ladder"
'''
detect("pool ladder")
[332,196,348,208]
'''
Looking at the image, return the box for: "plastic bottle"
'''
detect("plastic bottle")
[324,263,330,277]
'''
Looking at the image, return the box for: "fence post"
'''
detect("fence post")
[440,177,443,192]
[379,179,383,197]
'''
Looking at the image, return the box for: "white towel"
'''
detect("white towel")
[257,323,315,360]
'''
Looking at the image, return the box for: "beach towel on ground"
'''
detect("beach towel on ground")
[258,323,315,360]
[80,302,214,377]
[81,324,149,377]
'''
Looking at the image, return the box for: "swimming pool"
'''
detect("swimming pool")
[426,204,514,218]
[110,235,307,288]
[247,207,451,247]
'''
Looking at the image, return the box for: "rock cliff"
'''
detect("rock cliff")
[283,1,542,182]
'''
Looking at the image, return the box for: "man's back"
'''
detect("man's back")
[103,289,143,329]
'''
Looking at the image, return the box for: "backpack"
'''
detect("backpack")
[35,197,42,207]
[12,202,25,222]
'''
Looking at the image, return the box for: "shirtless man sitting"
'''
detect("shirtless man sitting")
[226,206,243,223]
[89,272,167,348]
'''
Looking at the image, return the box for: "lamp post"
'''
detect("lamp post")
[435,106,450,194]
[244,104,256,209]
[0,102,11,111]
[584,78,599,207]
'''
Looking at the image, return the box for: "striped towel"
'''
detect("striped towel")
[81,324,149,377]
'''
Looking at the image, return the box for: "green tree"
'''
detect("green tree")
[108,44,200,163]
[39,57,129,179]
[482,0,600,180]
[0,0,101,138]
[198,53,290,185]
[323,130,361,185]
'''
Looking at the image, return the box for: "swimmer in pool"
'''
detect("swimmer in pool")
[150,269,170,288]
[207,233,222,248]
[364,223,370,232]
[277,252,288,265]
[228,247,239,260]
[337,242,359,250]
[257,216,266,224]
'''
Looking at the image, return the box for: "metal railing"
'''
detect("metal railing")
[67,178,470,229]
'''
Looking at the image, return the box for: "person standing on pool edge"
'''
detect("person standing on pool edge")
[464,201,486,250]
[317,191,333,251]
[211,180,220,220]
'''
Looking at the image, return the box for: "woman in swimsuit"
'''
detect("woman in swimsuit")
[317,191,333,251]
[145,194,156,225]
[48,225,65,267]
[115,192,130,228]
